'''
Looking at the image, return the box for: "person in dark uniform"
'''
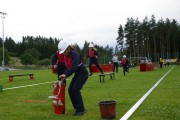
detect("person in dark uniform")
[176,58,179,66]
[85,43,104,76]
[59,41,88,116]
[159,58,163,68]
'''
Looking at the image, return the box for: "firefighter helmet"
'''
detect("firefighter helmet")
[88,43,94,48]
[58,40,70,53]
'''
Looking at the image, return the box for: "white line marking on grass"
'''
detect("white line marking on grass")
[3,81,56,91]
[3,78,71,91]
[120,66,175,120]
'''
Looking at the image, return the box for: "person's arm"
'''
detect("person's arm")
[51,52,58,65]
[127,60,129,66]
[94,50,98,59]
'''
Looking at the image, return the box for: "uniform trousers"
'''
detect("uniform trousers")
[68,66,88,112]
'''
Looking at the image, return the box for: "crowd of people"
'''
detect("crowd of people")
[159,58,179,68]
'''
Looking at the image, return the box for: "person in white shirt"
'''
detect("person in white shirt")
[112,53,119,73]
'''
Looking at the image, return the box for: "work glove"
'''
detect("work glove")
[59,74,66,81]
[54,65,57,69]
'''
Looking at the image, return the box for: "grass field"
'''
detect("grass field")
[0,65,179,120]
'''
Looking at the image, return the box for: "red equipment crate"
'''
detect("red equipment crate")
[92,64,113,73]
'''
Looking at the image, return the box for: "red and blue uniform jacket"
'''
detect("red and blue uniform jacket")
[51,51,65,66]
[64,50,84,77]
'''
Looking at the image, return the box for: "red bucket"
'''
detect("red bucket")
[98,100,117,119]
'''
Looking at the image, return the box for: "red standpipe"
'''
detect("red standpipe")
[51,81,65,115]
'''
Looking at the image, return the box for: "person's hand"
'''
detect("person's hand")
[54,65,57,69]
[59,74,66,81]
[95,55,98,59]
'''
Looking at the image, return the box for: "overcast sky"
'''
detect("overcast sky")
[1,0,180,48]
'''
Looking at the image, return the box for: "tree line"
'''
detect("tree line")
[0,36,114,66]
[117,15,180,62]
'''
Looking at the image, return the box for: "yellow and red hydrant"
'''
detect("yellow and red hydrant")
[49,81,65,115]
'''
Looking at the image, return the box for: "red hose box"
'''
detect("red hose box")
[92,64,113,72]
[140,63,147,72]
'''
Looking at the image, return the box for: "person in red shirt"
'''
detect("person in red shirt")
[122,55,129,76]
[85,43,104,76]
[51,41,68,81]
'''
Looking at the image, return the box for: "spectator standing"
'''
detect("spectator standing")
[176,58,179,65]
[167,59,170,66]
[159,58,163,68]
[112,53,118,73]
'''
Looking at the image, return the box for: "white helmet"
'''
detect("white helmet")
[123,55,126,58]
[58,40,70,53]
[89,43,94,48]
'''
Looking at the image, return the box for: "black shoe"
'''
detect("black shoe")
[89,73,93,76]
[73,111,86,116]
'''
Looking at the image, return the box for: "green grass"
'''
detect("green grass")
[0,66,179,120]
